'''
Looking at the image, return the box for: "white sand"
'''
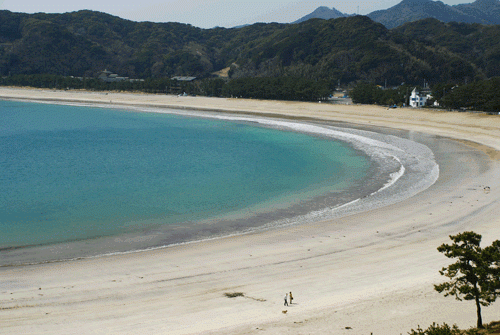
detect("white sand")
[1,87,500,335]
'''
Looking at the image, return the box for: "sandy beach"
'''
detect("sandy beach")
[1,87,500,335]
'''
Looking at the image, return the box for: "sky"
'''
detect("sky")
[0,0,475,29]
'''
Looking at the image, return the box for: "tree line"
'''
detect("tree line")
[349,82,410,106]
[222,77,333,101]
[349,78,500,114]
[0,74,333,102]
[0,74,175,93]
[436,78,500,114]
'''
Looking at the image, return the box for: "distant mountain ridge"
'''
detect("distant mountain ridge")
[454,0,500,24]
[296,0,500,28]
[292,6,349,24]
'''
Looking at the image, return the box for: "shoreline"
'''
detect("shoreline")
[1,96,437,266]
[1,87,500,334]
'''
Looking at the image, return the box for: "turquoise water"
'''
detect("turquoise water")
[0,100,370,250]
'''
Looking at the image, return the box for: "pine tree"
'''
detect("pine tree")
[435,231,500,328]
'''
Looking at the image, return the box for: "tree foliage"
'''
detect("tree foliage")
[435,232,500,328]
[394,19,500,78]
[350,82,410,105]
[0,74,188,94]
[408,322,461,335]
[435,77,500,114]
[408,322,486,335]
[0,74,335,102]
[222,77,333,101]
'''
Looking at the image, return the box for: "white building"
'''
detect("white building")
[409,87,427,107]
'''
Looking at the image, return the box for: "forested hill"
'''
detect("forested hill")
[1,10,500,86]
[368,0,500,28]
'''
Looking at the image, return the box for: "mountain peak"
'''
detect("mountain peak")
[296,0,500,28]
[293,6,347,24]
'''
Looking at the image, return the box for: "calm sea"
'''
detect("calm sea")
[0,100,370,251]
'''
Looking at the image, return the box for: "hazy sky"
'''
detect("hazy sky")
[0,0,474,28]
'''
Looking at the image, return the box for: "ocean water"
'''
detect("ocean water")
[0,100,371,252]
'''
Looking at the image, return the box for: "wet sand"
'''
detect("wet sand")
[1,87,499,334]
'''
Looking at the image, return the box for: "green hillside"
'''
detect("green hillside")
[1,10,499,86]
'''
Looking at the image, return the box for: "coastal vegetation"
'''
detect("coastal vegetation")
[222,77,333,101]
[434,78,500,114]
[408,321,500,335]
[0,74,182,93]
[435,232,500,329]
[0,74,333,102]
[349,82,410,106]
[405,232,500,334]
[348,77,500,114]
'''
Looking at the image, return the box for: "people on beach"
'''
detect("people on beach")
[289,291,293,304]
[284,293,288,306]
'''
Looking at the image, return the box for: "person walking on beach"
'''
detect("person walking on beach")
[284,293,288,306]
[289,291,293,304]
